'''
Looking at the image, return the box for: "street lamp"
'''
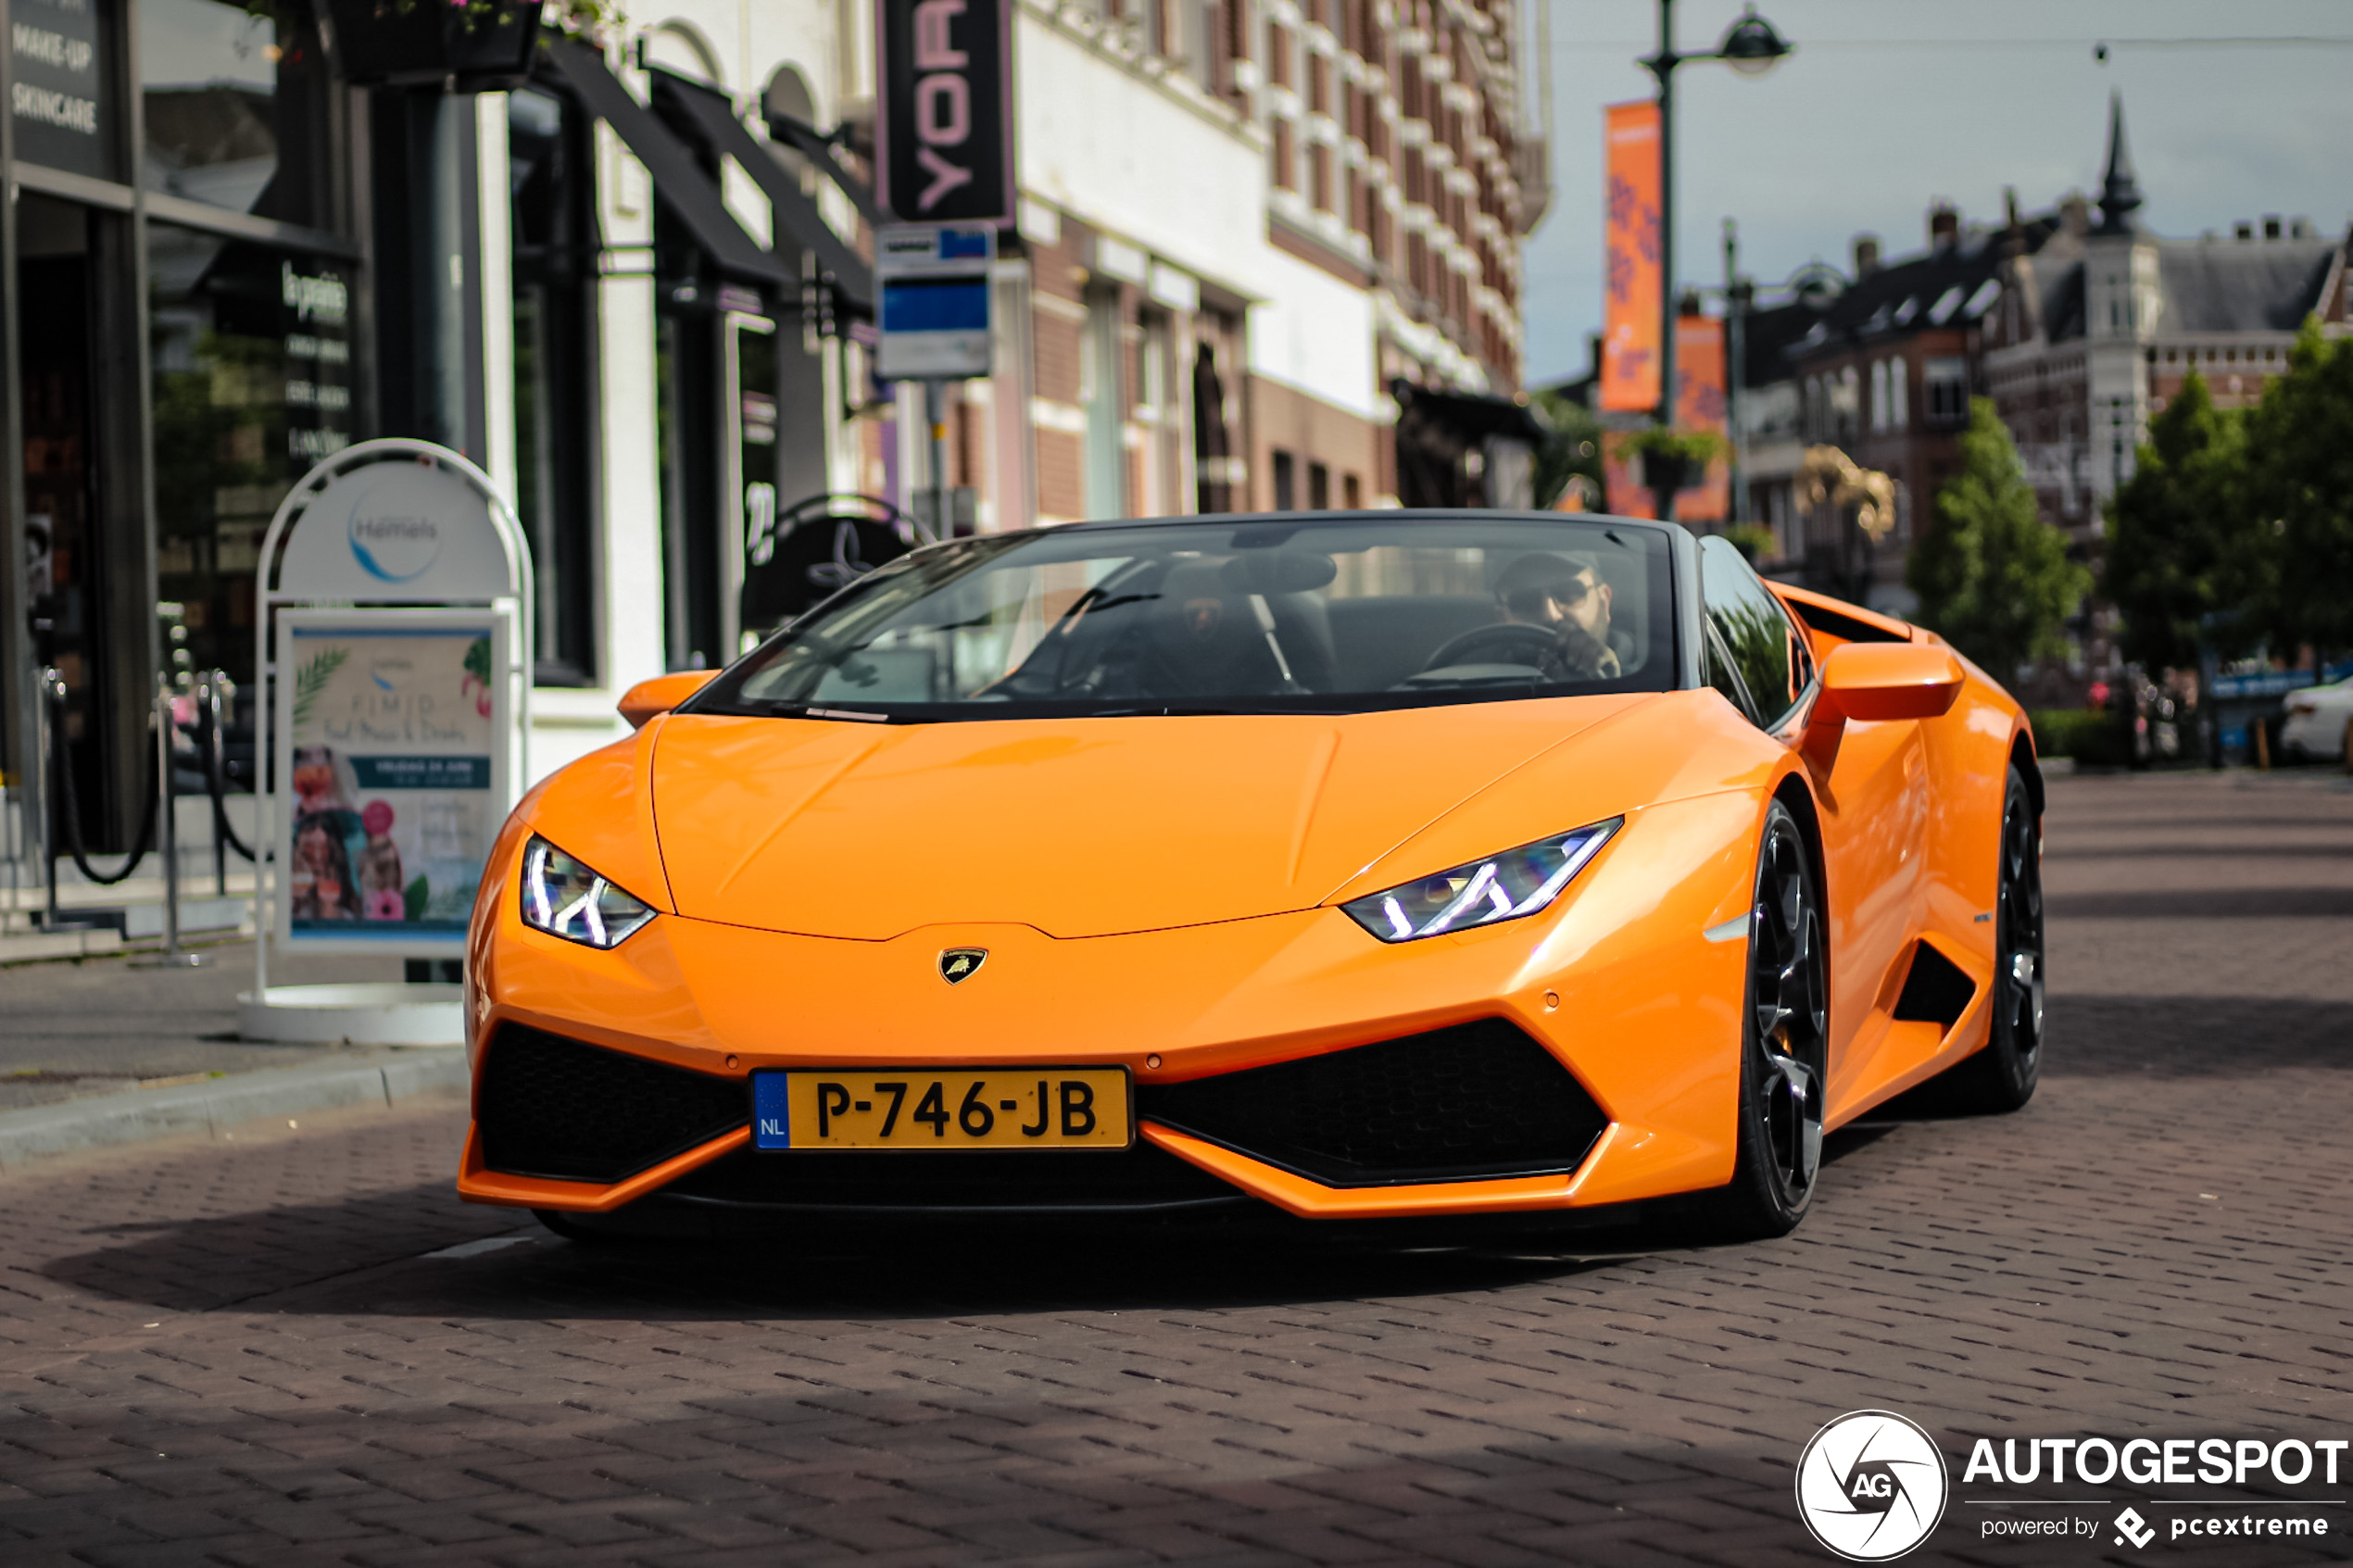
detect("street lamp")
[1641,2,1791,518]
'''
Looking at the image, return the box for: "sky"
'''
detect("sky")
[1520,0,2353,384]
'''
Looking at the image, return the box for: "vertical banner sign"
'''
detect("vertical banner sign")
[1601,316,1730,520]
[1601,431,1648,518]
[1675,315,1730,521]
[877,0,1013,225]
[1600,101,1662,413]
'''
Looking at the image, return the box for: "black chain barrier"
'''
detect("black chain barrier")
[44,677,159,887]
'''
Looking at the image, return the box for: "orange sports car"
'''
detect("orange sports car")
[458,511,2044,1241]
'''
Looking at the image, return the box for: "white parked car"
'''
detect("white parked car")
[2280,676,2353,760]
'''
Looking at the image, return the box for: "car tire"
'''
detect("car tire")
[1933,763,2045,1113]
[1704,799,1830,1241]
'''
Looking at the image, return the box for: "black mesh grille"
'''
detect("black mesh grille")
[1139,1019,1608,1186]
[478,1025,748,1183]
[664,1143,1245,1213]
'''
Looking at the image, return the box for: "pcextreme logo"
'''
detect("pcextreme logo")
[1795,1411,1951,1561]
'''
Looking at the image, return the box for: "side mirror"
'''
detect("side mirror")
[617,670,720,731]
[1800,643,1964,771]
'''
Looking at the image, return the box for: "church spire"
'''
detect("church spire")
[2097,90,2145,233]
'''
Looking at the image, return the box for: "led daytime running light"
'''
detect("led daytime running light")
[1342,820,1620,944]
[518,836,656,949]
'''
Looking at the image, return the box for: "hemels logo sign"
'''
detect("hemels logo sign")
[876,0,1011,225]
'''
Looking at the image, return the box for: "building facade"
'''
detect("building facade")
[1982,97,2351,552]
[3,0,1545,859]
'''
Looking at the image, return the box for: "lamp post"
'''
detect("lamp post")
[1641,2,1790,518]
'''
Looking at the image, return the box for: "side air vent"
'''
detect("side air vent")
[478,1025,748,1184]
[1140,1019,1608,1187]
[1892,940,1977,1033]
[1789,599,1912,645]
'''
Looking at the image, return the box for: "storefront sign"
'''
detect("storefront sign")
[274,459,516,601]
[1599,100,1661,414]
[9,0,114,179]
[274,611,510,949]
[875,0,1012,225]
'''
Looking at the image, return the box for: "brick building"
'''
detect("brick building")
[1759,210,2024,612]
[1982,94,2352,550]
[919,0,1553,528]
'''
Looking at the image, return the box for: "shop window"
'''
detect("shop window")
[1925,357,1969,426]
[139,0,333,227]
[509,86,599,685]
[18,194,115,834]
[146,222,355,685]
[1082,285,1126,520]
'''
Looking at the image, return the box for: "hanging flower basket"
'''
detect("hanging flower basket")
[318,0,543,91]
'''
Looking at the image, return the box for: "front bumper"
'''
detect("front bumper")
[459,792,1759,1222]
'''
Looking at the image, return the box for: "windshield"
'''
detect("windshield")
[689,515,1680,721]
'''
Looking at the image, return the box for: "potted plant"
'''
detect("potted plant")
[317,0,545,90]
[1624,427,1728,519]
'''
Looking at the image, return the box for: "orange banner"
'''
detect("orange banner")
[1599,101,1662,413]
[1602,430,1649,517]
[1603,315,1730,521]
[1676,315,1730,522]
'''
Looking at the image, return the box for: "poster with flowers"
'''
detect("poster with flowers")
[277,611,510,950]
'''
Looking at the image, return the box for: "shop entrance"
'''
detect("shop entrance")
[17,193,132,847]
[658,293,779,671]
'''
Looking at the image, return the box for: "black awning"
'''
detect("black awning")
[649,72,875,317]
[540,42,788,289]
[1389,379,1550,443]
[768,113,882,229]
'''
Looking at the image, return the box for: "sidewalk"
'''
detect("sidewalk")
[0,940,471,1168]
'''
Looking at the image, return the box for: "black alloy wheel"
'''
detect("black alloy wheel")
[1940,764,2044,1111]
[1708,799,1830,1238]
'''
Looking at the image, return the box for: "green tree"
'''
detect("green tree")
[2243,319,2353,659]
[2104,370,2261,667]
[1530,389,1603,510]
[1908,398,2091,678]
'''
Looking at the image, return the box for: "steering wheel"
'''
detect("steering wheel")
[1419,621,1559,673]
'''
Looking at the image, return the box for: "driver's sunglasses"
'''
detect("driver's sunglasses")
[1503,575,1597,619]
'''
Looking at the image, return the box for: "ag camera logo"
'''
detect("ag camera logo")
[1796,1411,1950,1561]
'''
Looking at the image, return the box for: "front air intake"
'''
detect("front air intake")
[1140,1019,1608,1187]
[477,1025,748,1183]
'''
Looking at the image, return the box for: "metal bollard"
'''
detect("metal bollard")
[35,666,63,931]
[134,681,201,968]
[204,673,230,897]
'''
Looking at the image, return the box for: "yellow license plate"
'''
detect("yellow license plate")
[755,1069,1132,1150]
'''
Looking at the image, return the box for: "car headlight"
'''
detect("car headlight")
[518,835,657,948]
[1340,819,1621,943]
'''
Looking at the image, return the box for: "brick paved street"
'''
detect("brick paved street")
[2,770,2348,1567]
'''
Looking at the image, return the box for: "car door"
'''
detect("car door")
[1696,538,1924,1114]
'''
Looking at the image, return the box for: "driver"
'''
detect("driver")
[1494,552,1623,679]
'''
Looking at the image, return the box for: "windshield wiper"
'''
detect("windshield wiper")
[796,705,892,722]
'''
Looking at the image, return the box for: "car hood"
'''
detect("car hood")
[648,697,1653,939]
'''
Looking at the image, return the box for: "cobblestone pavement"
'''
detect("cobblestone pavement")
[2,771,2348,1567]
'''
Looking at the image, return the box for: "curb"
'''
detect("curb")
[0,1049,472,1172]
